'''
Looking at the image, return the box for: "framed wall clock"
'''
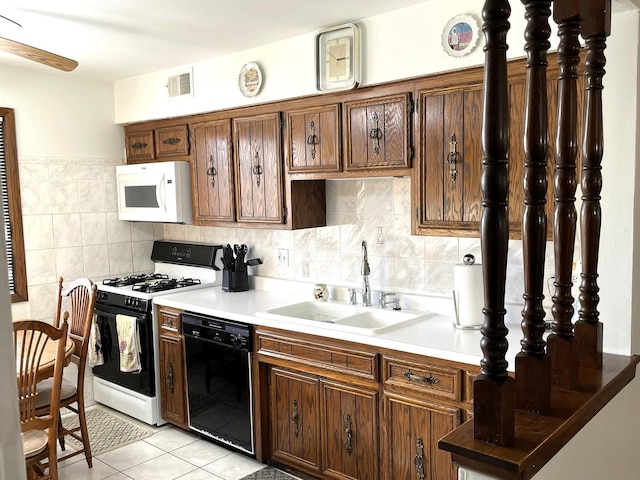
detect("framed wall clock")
[441,14,480,58]
[315,23,361,92]
[238,61,263,97]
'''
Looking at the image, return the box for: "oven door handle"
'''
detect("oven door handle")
[95,304,148,324]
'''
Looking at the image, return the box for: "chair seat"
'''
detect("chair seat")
[22,429,49,459]
[35,378,77,409]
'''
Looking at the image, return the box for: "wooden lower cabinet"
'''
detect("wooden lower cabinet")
[383,394,460,480]
[157,306,188,428]
[270,367,322,474]
[322,381,379,480]
[257,327,471,480]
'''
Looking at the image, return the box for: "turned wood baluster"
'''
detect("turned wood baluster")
[575,0,610,370]
[515,0,552,414]
[473,0,514,446]
[547,0,582,389]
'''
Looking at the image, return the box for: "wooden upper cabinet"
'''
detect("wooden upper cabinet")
[125,129,154,162]
[233,112,284,224]
[155,124,190,160]
[413,53,579,239]
[414,86,483,232]
[124,123,190,163]
[286,104,341,173]
[344,92,412,171]
[191,119,235,224]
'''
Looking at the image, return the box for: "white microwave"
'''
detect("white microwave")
[116,161,193,224]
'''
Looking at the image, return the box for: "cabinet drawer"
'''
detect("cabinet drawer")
[157,306,183,334]
[155,125,190,159]
[383,355,462,401]
[257,330,378,382]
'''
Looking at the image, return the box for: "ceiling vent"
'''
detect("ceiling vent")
[166,68,193,99]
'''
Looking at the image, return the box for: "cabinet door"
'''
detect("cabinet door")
[384,395,460,480]
[191,120,235,223]
[155,125,190,160]
[125,129,154,163]
[270,368,322,474]
[234,113,284,223]
[158,333,188,428]
[322,381,379,480]
[344,93,412,171]
[287,104,341,173]
[416,87,483,228]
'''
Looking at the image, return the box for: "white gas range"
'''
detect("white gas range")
[92,241,222,425]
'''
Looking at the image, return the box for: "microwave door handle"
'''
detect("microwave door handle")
[156,174,166,211]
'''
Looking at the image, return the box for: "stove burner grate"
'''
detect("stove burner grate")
[102,273,169,287]
[131,277,203,293]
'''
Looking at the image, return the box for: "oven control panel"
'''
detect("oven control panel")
[182,312,251,352]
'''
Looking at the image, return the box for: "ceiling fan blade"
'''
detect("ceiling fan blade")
[0,36,77,72]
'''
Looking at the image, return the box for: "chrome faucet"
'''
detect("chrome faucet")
[361,240,371,307]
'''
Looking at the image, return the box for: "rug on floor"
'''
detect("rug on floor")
[61,405,154,456]
[239,466,300,480]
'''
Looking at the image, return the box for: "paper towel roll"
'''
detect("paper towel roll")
[453,263,484,328]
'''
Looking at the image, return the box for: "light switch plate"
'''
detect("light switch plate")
[277,248,289,267]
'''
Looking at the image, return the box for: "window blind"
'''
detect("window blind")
[0,116,16,294]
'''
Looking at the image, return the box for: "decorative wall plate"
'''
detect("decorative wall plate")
[442,14,480,58]
[238,62,263,97]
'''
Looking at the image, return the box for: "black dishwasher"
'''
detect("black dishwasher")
[182,311,254,455]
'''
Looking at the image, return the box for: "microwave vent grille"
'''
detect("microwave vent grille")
[167,70,193,99]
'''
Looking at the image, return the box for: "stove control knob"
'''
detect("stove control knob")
[231,335,244,349]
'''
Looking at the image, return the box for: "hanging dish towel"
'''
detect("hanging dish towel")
[116,314,142,373]
[88,314,104,367]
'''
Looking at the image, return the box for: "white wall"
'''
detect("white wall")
[114,0,545,123]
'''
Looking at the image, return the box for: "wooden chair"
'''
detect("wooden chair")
[35,277,97,468]
[14,317,69,480]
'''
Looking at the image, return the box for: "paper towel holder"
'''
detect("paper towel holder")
[453,254,483,330]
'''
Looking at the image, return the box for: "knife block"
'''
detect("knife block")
[222,270,249,292]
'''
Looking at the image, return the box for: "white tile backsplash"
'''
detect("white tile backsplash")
[16,157,142,320]
[78,179,106,212]
[52,213,82,248]
[23,214,54,251]
[157,177,567,309]
[25,249,57,285]
[80,212,108,245]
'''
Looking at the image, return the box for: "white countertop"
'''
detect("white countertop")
[153,284,524,370]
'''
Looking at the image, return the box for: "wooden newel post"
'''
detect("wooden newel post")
[474,0,515,446]
[547,0,582,389]
[515,0,552,414]
[575,0,610,370]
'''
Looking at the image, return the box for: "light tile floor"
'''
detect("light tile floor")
[56,423,282,480]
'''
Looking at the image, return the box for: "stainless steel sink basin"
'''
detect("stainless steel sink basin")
[257,301,433,334]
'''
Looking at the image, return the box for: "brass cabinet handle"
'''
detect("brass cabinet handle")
[206,155,217,187]
[167,363,174,393]
[131,141,148,149]
[414,437,425,480]
[403,369,439,385]
[369,112,383,155]
[345,414,353,455]
[162,137,181,145]
[447,134,458,181]
[253,151,262,187]
[307,120,317,159]
[292,400,299,437]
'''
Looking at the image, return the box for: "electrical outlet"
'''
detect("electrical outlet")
[277,248,289,267]
[302,260,310,277]
[376,226,385,244]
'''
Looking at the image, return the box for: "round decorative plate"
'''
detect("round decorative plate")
[238,62,263,97]
[442,14,480,58]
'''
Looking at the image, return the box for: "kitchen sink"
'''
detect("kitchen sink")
[331,309,432,334]
[259,301,358,323]
[257,301,433,334]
